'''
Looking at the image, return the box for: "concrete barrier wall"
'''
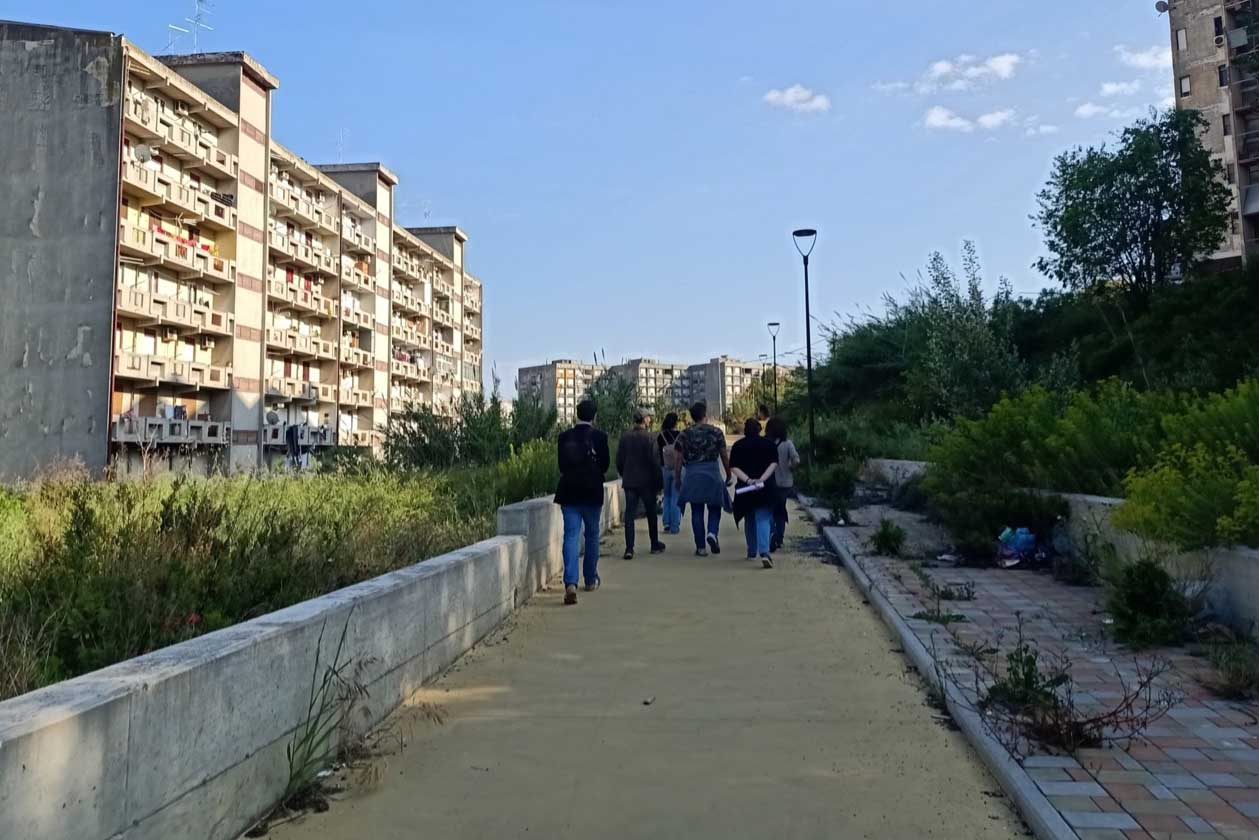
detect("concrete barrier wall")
[0,482,623,840]
[858,459,1259,629]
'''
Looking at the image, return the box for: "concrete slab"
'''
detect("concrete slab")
[271,505,1027,840]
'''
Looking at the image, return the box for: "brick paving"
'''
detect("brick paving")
[828,503,1259,840]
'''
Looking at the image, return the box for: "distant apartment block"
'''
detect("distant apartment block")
[1167,0,1259,265]
[518,356,768,423]
[0,22,485,480]
[517,360,606,422]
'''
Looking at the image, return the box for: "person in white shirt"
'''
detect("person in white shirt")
[765,417,801,553]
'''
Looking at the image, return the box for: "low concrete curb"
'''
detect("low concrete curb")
[799,498,1078,840]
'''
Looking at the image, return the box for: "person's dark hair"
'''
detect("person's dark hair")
[744,418,762,438]
[689,401,707,423]
[765,416,788,443]
[576,399,598,423]
[757,404,771,420]
[663,411,679,431]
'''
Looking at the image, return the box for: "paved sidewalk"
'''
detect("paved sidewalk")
[272,505,1026,840]
[829,503,1259,840]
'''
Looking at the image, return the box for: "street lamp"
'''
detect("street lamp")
[792,228,818,466]
[767,321,781,414]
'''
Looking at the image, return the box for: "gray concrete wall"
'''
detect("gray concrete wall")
[0,23,123,480]
[0,482,623,840]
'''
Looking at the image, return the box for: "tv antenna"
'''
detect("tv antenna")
[165,0,215,53]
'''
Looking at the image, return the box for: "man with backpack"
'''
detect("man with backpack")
[554,399,612,605]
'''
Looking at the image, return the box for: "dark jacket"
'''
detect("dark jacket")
[617,427,664,492]
[554,423,611,507]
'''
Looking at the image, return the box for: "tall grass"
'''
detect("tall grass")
[0,441,560,702]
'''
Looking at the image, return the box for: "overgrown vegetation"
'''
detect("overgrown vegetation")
[0,441,562,702]
[1106,558,1191,649]
[1207,640,1259,700]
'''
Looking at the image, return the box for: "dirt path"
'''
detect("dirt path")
[269,504,1026,839]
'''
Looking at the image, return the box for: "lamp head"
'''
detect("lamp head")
[792,228,817,258]
[767,321,781,338]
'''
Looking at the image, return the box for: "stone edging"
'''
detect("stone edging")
[799,498,1079,840]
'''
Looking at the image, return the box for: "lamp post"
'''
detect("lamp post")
[792,228,818,466]
[767,321,781,414]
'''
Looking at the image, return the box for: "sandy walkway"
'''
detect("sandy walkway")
[270,504,1026,839]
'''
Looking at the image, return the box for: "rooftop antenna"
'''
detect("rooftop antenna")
[337,128,349,163]
[165,0,215,53]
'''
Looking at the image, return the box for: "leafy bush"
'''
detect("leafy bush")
[869,518,907,556]
[799,458,860,521]
[890,472,929,513]
[1106,558,1191,648]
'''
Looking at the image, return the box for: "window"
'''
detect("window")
[1181,75,1192,96]
[1220,64,1231,87]
[1216,16,1226,38]
[1177,28,1188,51]
[1225,114,1233,136]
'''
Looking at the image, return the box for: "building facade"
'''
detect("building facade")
[0,22,485,479]
[517,356,767,423]
[1167,0,1258,265]
[609,358,693,408]
[517,360,606,423]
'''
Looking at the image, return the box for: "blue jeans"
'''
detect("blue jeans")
[744,507,772,557]
[562,504,603,587]
[662,468,681,533]
[691,503,722,550]
[772,486,796,548]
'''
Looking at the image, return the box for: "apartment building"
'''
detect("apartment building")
[610,358,693,408]
[689,357,770,420]
[517,360,606,422]
[0,22,485,480]
[1167,0,1259,265]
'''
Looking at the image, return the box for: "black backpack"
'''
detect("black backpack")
[560,429,601,482]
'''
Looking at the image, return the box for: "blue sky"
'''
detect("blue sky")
[17,1,1172,392]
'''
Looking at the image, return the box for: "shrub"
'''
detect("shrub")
[800,458,860,512]
[869,518,907,556]
[890,472,929,513]
[1106,558,1191,648]
[1207,641,1259,699]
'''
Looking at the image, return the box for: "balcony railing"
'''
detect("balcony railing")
[113,352,232,390]
[122,161,164,201]
[432,279,454,300]
[112,414,231,446]
[124,92,161,139]
[200,146,238,181]
[463,322,482,341]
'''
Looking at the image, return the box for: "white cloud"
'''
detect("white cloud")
[763,84,832,114]
[1100,80,1141,97]
[1075,101,1145,120]
[924,106,974,132]
[875,52,1026,95]
[977,108,1016,130]
[1114,44,1172,71]
[1026,124,1061,136]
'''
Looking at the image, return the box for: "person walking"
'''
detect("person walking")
[675,401,732,556]
[730,417,780,568]
[766,416,801,552]
[617,410,667,559]
[657,412,683,534]
[554,399,611,605]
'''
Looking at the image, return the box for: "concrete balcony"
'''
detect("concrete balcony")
[122,161,164,203]
[433,339,455,357]
[192,190,237,232]
[341,306,375,331]
[111,414,230,446]
[312,247,338,276]
[118,220,163,262]
[202,254,236,285]
[123,92,161,140]
[314,338,337,360]
[268,229,295,259]
[159,177,202,221]
[270,182,297,213]
[195,308,233,338]
[391,321,421,347]
[465,350,483,367]
[392,287,421,315]
[113,352,232,391]
[433,308,455,328]
[338,342,374,369]
[464,292,482,313]
[266,328,294,352]
[390,358,424,381]
[160,116,203,162]
[314,294,338,320]
[337,388,373,409]
[433,279,454,300]
[340,262,373,292]
[463,322,482,342]
[198,146,238,182]
[393,250,421,281]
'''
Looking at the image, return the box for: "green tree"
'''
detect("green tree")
[583,371,637,436]
[458,380,511,466]
[510,388,558,450]
[1033,109,1231,303]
